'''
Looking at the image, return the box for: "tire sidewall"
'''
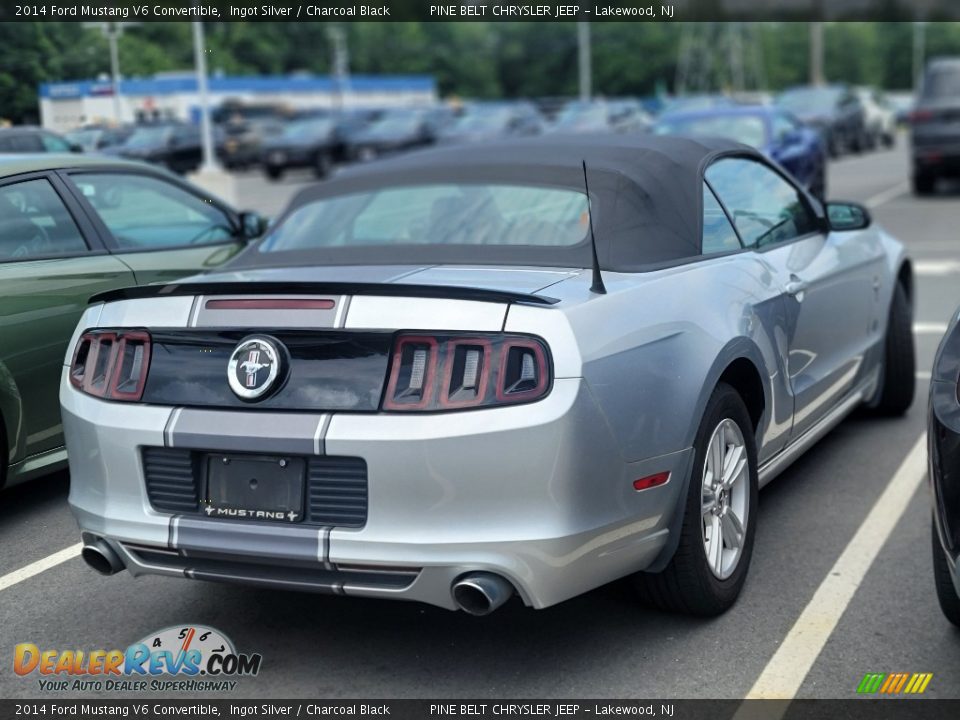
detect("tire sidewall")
[684,384,760,606]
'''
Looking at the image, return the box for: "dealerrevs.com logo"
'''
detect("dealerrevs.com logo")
[14,625,262,693]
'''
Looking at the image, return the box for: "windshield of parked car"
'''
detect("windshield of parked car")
[553,103,608,129]
[125,126,173,148]
[447,108,512,133]
[362,111,424,136]
[923,66,960,99]
[654,114,768,149]
[257,183,589,253]
[282,118,335,139]
[777,87,841,113]
[65,129,101,151]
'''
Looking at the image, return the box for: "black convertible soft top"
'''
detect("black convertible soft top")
[231,134,764,273]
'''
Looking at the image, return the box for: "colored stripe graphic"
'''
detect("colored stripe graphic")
[857,673,886,694]
[857,672,932,694]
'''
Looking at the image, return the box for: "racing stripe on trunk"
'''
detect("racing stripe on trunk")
[168,410,328,456]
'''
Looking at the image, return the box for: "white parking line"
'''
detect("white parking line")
[914,260,960,276]
[0,543,81,593]
[865,181,909,208]
[743,433,927,702]
[914,322,948,335]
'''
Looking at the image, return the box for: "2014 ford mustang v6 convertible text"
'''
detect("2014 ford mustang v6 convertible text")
[62,135,915,616]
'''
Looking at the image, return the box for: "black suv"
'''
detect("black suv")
[911,57,960,195]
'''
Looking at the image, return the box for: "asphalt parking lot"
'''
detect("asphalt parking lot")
[1,138,958,700]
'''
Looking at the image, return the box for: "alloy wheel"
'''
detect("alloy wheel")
[700,418,750,580]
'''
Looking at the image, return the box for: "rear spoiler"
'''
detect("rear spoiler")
[89,281,560,307]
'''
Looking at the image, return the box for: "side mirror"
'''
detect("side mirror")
[238,211,268,239]
[69,143,84,154]
[826,202,871,231]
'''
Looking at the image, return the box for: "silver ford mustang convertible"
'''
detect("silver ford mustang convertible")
[62,136,914,616]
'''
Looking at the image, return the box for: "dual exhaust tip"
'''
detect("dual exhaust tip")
[451,572,515,616]
[82,538,514,616]
[81,539,124,576]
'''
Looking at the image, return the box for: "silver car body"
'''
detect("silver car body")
[62,138,910,611]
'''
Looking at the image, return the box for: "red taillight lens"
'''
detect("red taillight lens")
[382,333,550,412]
[910,108,935,124]
[69,330,152,401]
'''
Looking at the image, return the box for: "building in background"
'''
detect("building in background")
[38,73,437,132]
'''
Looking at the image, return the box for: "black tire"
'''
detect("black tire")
[634,383,759,616]
[265,165,283,181]
[932,520,960,628]
[913,172,936,196]
[313,152,333,179]
[883,132,896,149]
[0,419,6,491]
[873,282,915,415]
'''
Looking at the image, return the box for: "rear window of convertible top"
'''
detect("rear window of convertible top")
[257,183,590,252]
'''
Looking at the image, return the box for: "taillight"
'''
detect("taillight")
[69,329,152,401]
[383,333,550,412]
[910,108,935,124]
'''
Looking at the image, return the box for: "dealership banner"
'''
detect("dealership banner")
[2,0,960,22]
[2,701,960,719]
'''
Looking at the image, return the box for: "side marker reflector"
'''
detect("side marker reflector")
[633,472,671,491]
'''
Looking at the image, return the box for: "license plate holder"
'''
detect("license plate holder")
[205,454,305,523]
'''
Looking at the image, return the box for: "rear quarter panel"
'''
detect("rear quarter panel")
[507,255,793,466]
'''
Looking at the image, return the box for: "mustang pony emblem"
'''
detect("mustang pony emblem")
[227,337,282,400]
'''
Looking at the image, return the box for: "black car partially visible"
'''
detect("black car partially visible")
[344,106,454,163]
[776,85,867,157]
[114,123,209,174]
[261,111,378,180]
[910,57,960,195]
[929,311,960,628]
[0,126,81,154]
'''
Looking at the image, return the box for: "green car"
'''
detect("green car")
[0,153,263,489]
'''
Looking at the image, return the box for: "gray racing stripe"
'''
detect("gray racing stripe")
[170,410,327,456]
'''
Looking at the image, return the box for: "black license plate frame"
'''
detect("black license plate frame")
[205,453,306,523]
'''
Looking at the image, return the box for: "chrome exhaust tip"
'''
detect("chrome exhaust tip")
[81,540,124,576]
[452,572,515,616]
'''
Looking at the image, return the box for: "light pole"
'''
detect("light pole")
[83,22,139,123]
[578,22,592,101]
[192,20,218,172]
[327,25,351,111]
[913,22,927,93]
[809,22,825,86]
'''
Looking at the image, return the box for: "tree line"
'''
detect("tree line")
[5,21,960,123]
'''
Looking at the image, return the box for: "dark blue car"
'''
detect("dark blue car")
[653,105,828,200]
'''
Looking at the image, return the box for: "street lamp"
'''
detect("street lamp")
[82,22,139,123]
[192,20,218,173]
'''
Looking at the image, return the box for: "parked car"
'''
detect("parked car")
[0,127,81,154]
[218,116,287,171]
[549,99,652,134]
[345,106,455,163]
[65,124,134,154]
[114,123,218,174]
[654,105,828,199]
[661,94,736,115]
[0,154,265,490]
[261,110,381,179]
[63,136,913,617]
[438,102,544,144]
[910,57,960,195]
[776,84,867,157]
[855,87,897,149]
[929,310,960,628]
[887,91,915,126]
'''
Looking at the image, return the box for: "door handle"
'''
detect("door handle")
[785,275,808,297]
